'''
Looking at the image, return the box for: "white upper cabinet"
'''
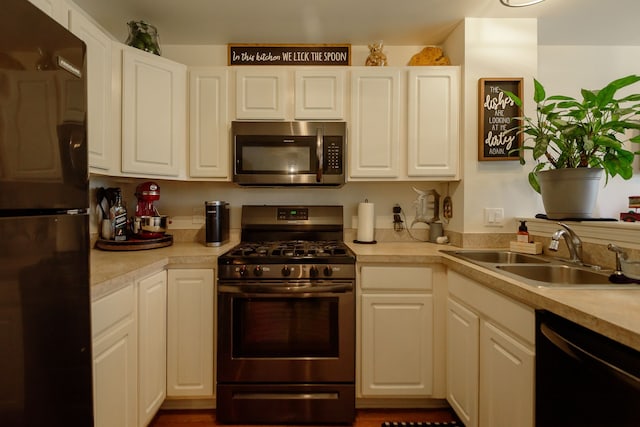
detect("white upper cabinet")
[407,67,460,179]
[28,0,67,26]
[349,66,460,181]
[235,68,287,120]
[294,69,345,119]
[349,68,401,178]
[189,67,230,179]
[67,7,114,173]
[121,46,187,178]
[234,67,346,121]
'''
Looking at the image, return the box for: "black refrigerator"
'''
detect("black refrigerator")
[0,0,93,426]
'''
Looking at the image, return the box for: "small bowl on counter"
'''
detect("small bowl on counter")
[132,215,169,239]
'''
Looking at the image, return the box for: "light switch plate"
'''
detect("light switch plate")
[484,207,504,227]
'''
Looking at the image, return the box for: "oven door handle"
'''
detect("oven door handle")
[218,283,352,295]
[316,126,323,183]
[540,322,640,388]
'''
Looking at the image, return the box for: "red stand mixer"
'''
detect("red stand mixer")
[133,181,168,239]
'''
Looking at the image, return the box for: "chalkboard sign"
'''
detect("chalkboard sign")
[478,78,523,161]
[228,44,351,66]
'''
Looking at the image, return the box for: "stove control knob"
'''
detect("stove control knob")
[281,265,291,277]
[253,265,263,277]
[309,265,319,278]
[323,266,333,277]
[238,266,248,278]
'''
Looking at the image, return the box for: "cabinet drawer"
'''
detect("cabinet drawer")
[92,283,135,339]
[361,265,432,291]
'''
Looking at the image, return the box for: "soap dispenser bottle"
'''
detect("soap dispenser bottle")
[517,220,529,243]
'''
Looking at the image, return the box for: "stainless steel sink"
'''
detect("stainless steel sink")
[443,250,548,265]
[443,249,640,289]
[495,264,615,288]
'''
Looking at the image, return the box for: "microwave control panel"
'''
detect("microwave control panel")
[324,137,343,174]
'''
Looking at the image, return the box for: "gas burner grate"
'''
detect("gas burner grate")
[225,240,352,259]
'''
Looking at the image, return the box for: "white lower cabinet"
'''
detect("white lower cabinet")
[92,282,138,427]
[166,269,215,398]
[479,320,535,427]
[137,270,168,427]
[446,298,479,427]
[359,265,436,398]
[92,267,214,426]
[446,270,535,427]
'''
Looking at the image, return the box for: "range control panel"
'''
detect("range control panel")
[277,208,309,221]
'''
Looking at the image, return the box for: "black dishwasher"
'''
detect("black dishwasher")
[536,311,640,427]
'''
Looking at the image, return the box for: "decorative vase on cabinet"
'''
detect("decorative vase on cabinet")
[126,20,161,56]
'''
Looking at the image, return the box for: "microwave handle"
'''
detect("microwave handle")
[316,127,323,182]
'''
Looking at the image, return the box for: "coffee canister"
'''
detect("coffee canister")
[205,201,229,246]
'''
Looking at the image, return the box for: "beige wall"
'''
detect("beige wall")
[458,18,539,235]
[90,175,444,240]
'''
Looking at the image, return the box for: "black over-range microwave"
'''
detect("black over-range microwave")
[232,121,346,186]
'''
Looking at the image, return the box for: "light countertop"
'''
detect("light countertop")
[91,240,640,352]
[90,240,237,300]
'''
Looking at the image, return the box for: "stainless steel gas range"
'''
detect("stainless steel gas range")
[216,205,356,425]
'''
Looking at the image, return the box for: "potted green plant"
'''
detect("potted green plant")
[505,75,640,219]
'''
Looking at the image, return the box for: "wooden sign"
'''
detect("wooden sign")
[228,44,351,66]
[478,78,523,161]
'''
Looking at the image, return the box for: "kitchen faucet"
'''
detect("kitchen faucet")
[549,222,583,264]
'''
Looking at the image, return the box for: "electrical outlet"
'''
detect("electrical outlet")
[483,207,504,227]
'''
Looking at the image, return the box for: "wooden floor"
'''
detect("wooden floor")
[149,408,460,427]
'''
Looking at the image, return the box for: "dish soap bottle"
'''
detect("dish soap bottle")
[517,220,529,243]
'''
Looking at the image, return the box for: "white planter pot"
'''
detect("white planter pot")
[537,168,603,219]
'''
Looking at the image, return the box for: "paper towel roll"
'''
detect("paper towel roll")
[357,202,375,242]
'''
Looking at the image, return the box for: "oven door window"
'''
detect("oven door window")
[232,296,339,358]
[235,135,316,175]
